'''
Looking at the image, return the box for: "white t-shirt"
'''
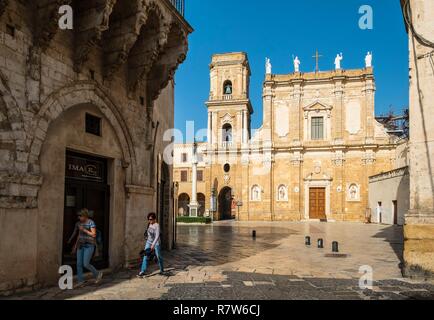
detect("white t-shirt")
[147,223,161,247]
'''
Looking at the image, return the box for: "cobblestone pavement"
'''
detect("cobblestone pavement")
[6,221,434,300]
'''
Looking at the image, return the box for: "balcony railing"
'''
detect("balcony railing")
[209,94,247,101]
[169,0,185,16]
[221,141,234,149]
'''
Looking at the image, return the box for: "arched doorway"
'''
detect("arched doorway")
[178,193,190,216]
[36,102,130,282]
[197,193,206,217]
[222,123,233,143]
[218,187,233,220]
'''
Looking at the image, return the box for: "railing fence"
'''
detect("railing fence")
[169,0,185,16]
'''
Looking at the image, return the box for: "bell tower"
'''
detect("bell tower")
[205,52,253,149]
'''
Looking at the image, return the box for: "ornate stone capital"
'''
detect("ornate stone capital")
[0,0,9,17]
[74,0,117,73]
[102,0,155,79]
[362,150,376,165]
[332,150,345,167]
[35,0,73,51]
[291,152,303,166]
[146,21,189,101]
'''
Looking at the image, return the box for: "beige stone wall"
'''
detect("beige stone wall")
[369,167,409,226]
[0,1,191,294]
[402,0,434,277]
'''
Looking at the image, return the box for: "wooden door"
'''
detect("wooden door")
[309,187,326,220]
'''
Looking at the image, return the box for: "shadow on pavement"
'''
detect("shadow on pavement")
[372,225,404,267]
[172,225,299,267]
[159,271,434,300]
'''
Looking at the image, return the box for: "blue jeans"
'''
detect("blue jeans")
[140,242,164,273]
[77,244,99,282]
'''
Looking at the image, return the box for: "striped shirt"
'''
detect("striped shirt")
[78,219,96,246]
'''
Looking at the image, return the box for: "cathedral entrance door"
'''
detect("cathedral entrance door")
[218,187,233,220]
[309,187,326,220]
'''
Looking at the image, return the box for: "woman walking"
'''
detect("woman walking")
[138,212,164,277]
[74,208,103,287]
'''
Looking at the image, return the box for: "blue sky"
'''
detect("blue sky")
[174,0,409,142]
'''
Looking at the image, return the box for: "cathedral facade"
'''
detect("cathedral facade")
[174,52,399,222]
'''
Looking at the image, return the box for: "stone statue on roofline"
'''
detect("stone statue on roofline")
[293,56,301,73]
[365,51,373,68]
[334,53,343,70]
[265,57,272,74]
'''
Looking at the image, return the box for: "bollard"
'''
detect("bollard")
[332,241,339,253]
[317,238,324,249]
[252,230,256,238]
[305,236,311,246]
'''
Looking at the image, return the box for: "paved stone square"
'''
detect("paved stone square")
[5,221,434,300]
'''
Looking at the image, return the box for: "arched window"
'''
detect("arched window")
[251,185,261,201]
[277,185,288,201]
[222,123,232,142]
[178,193,190,216]
[347,183,360,201]
[197,193,206,217]
[223,80,232,95]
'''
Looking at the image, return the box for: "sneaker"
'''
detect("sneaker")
[95,272,103,284]
[137,272,146,278]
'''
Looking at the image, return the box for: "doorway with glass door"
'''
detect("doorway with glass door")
[63,151,110,272]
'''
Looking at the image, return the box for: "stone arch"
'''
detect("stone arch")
[178,193,190,216]
[28,81,136,184]
[223,79,233,95]
[218,186,233,220]
[222,123,233,142]
[0,70,26,172]
[197,193,206,217]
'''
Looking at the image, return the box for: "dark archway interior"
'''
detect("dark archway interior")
[197,193,206,217]
[218,187,233,220]
[223,80,232,95]
[222,123,232,142]
[178,193,190,216]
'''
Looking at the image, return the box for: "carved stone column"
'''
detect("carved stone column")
[207,111,212,146]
